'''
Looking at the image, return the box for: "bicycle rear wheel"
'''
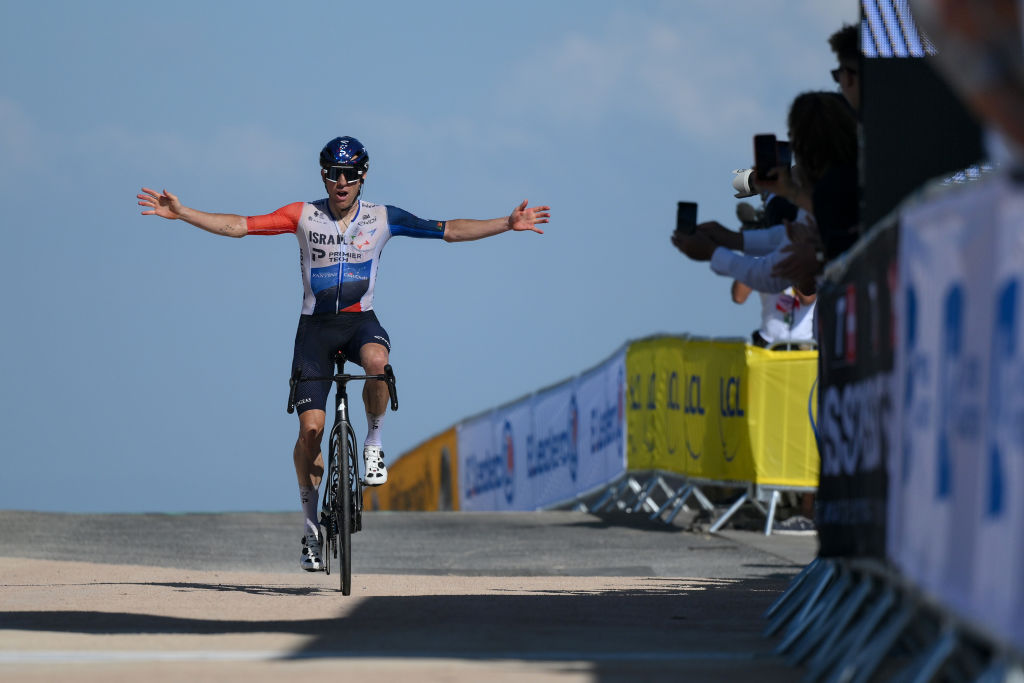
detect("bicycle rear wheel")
[339,424,357,594]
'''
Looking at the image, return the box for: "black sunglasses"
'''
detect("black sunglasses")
[831,65,858,83]
[325,165,364,183]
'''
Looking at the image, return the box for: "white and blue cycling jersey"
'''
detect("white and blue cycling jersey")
[246,198,446,314]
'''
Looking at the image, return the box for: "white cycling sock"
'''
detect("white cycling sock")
[299,485,319,537]
[365,410,385,449]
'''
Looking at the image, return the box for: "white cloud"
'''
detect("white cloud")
[502,3,861,142]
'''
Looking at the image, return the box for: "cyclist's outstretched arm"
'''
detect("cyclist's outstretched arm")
[443,199,549,243]
[138,187,247,238]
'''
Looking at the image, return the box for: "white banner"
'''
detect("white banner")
[895,172,1024,650]
[457,349,626,511]
[574,351,628,493]
[970,178,1024,647]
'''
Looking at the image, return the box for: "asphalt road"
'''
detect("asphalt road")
[0,509,814,576]
[0,510,817,682]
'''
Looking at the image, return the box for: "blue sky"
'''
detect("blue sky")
[0,1,857,512]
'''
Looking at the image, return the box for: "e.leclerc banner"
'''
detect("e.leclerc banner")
[457,350,626,511]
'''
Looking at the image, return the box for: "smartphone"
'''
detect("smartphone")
[776,140,792,167]
[676,201,698,235]
[754,133,777,180]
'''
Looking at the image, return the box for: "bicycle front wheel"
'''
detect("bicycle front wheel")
[322,425,343,578]
[338,424,357,595]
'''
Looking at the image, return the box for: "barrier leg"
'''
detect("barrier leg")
[798,573,873,668]
[650,483,692,522]
[764,489,781,536]
[587,479,623,513]
[593,478,632,513]
[765,559,836,637]
[888,625,957,683]
[619,477,645,511]
[691,485,715,512]
[776,566,851,656]
[745,485,770,518]
[629,475,661,514]
[814,585,896,683]
[663,489,695,525]
[655,476,678,501]
[845,603,917,683]
[764,557,820,620]
[709,491,749,533]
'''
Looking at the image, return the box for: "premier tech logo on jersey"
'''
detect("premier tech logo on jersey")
[527,396,579,482]
[464,420,516,504]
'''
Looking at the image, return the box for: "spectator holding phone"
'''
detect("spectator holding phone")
[729,201,816,348]
[672,90,857,297]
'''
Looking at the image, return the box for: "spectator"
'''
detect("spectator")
[829,24,861,114]
[724,198,816,347]
[672,91,856,295]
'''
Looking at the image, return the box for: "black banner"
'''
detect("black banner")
[815,219,898,558]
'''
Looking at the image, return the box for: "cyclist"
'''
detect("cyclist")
[138,135,549,571]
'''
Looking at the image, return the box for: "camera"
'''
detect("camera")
[732,168,757,198]
[675,201,698,235]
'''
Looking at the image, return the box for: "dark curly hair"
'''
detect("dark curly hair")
[788,91,858,187]
[829,24,859,64]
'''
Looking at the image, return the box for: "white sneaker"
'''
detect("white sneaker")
[363,445,388,486]
[301,531,323,572]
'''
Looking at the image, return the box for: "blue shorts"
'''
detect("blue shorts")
[290,311,391,414]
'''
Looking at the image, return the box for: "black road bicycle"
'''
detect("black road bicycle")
[287,351,398,594]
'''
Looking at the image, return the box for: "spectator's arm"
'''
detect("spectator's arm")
[710,247,793,294]
[732,279,752,304]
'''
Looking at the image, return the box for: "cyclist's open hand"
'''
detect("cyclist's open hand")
[507,200,550,234]
[138,187,184,220]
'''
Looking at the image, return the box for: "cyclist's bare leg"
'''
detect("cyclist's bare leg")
[294,409,325,489]
[359,343,390,416]
[295,409,326,568]
[359,342,390,484]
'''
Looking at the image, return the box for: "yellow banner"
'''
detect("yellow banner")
[626,337,685,471]
[362,427,459,511]
[745,346,819,487]
[626,336,818,488]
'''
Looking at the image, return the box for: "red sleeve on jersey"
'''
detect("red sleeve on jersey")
[246,202,304,235]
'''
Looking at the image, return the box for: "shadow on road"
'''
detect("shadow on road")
[3,574,790,648]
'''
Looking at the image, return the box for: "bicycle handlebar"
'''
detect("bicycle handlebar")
[287,363,399,414]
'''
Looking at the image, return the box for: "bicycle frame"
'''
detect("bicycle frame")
[287,354,398,593]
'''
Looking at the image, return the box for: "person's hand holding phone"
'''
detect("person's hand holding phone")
[675,201,698,235]
[695,220,742,250]
[671,230,717,261]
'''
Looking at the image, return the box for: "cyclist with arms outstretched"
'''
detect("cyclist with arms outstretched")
[138,136,549,571]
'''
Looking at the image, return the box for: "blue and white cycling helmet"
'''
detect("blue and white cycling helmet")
[319,136,369,182]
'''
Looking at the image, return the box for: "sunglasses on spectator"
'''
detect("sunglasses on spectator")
[831,65,858,82]
[325,165,364,183]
